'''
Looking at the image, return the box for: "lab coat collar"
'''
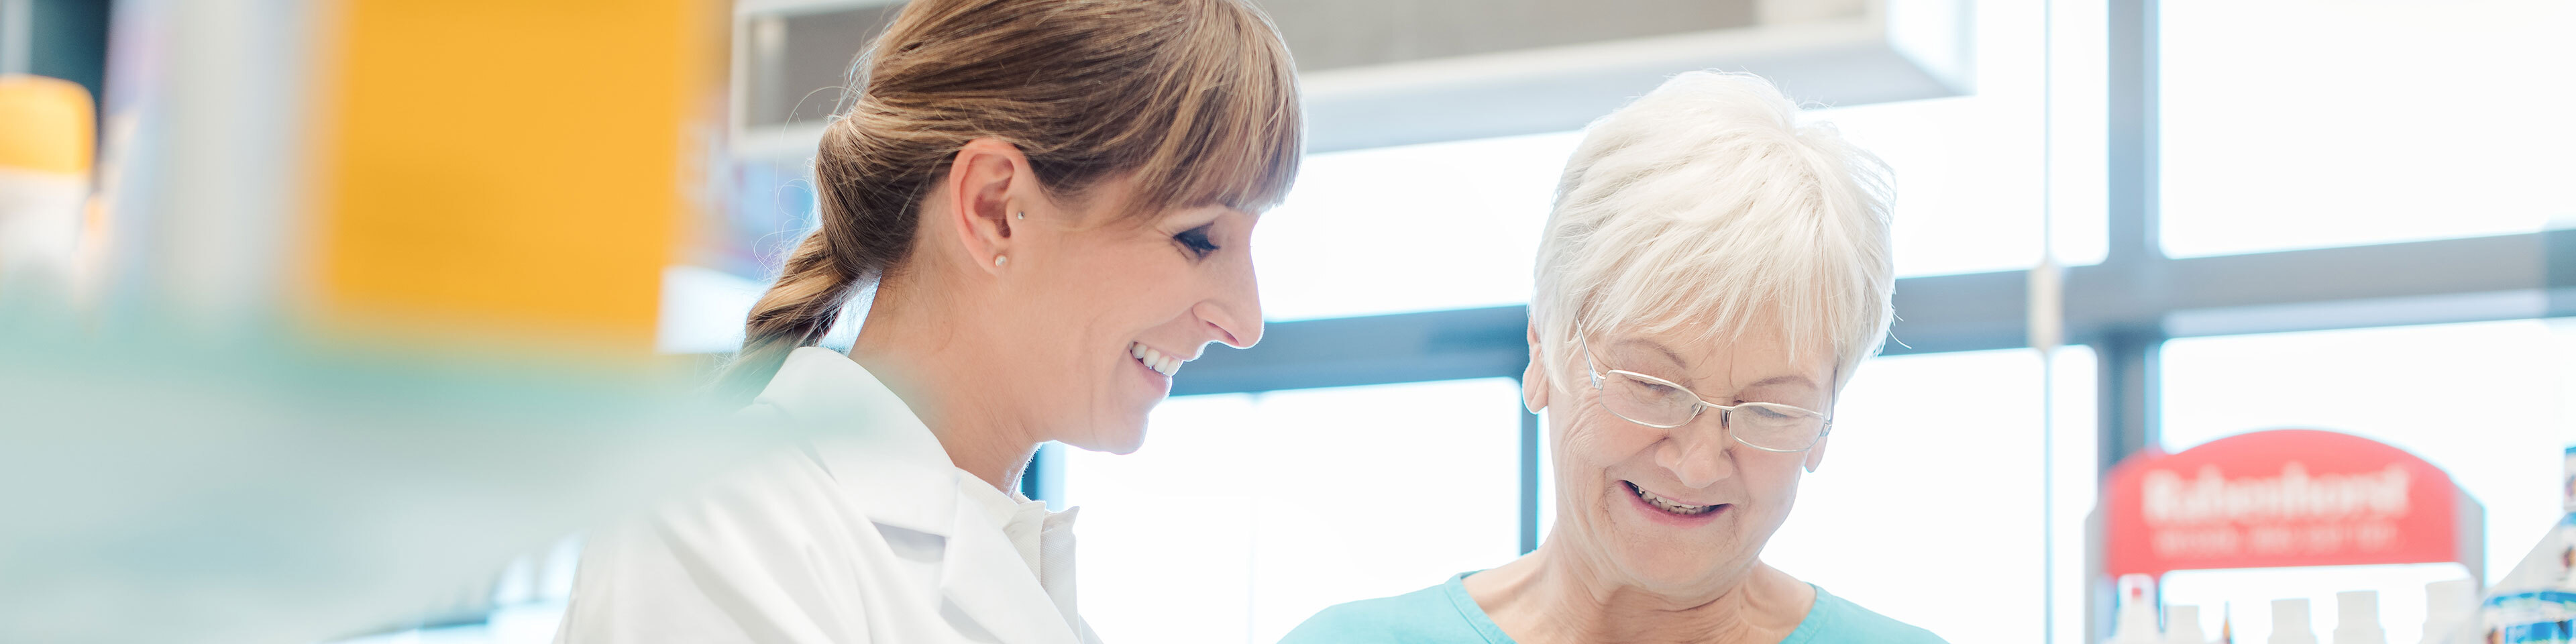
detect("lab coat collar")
[751,347,965,533]
[938,495,1083,644]
[751,347,1083,644]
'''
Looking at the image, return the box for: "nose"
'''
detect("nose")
[1653,415,1737,489]
[1193,248,1264,352]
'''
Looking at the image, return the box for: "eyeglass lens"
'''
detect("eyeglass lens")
[1596,370,1823,449]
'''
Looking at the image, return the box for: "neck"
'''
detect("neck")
[1474,533,1808,644]
[845,275,1037,493]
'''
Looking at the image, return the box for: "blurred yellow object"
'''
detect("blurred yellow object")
[1,5,763,643]
[307,0,722,355]
[0,74,94,175]
[0,74,96,292]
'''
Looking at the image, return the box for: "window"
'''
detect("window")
[1807,0,2111,275]
[1758,347,2096,644]
[1252,133,1573,322]
[1818,97,2054,277]
[2157,0,2576,258]
[1250,0,2109,325]
[1063,378,1525,644]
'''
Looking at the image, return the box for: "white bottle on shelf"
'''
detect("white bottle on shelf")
[2271,598,2320,644]
[2167,604,2209,644]
[2418,579,2479,644]
[2110,578,2165,644]
[2332,590,2385,644]
[2111,600,2165,643]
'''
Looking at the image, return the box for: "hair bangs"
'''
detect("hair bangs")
[1532,71,1894,392]
[1122,0,1302,217]
[1567,158,1870,372]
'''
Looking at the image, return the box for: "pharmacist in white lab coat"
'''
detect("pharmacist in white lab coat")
[553,1,1303,641]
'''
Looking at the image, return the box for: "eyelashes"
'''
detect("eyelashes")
[1174,223,1220,259]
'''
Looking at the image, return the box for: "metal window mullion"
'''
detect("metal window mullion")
[1519,396,1541,554]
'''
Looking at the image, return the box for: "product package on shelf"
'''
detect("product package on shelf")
[2461,447,2576,643]
[2477,513,2576,643]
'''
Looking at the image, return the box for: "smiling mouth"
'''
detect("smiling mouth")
[1625,480,1721,516]
[1129,341,1181,377]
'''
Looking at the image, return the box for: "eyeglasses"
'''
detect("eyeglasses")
[1576,327,1834,453]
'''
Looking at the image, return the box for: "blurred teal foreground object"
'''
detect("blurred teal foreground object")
[0,305,791,644]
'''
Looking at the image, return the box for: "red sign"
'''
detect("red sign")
[2103,429,2482,578]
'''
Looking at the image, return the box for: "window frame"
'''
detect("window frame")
[1033,1,2576,641]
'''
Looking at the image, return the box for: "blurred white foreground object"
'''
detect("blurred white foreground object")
[0,321,790,643]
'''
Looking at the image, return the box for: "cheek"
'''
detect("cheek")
[1057,246,1191,317]
[1554,408,1658,488]
[1053,250,1190,380]
[1737,453,1807,517]
[1027,248,1172,343]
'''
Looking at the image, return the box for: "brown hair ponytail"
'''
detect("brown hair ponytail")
[716,0,1303,404]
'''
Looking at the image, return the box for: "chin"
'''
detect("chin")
[1611,542,1738,590]
[1090,432,1146,455]
[1060,415,1150,455]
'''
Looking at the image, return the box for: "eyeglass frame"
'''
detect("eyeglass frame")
[1573,323,1837,453]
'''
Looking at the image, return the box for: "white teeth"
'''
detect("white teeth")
[1630,482,1714,515]
[1130,342,1181,377]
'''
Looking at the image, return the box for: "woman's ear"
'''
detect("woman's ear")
[942,138,1032,274]
[1521,321,1550,414]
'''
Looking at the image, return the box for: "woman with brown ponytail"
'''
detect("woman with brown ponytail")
[554,1,1299,642]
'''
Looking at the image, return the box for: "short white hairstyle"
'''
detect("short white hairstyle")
[1532,71,1894,392]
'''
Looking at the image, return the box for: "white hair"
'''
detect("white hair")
[1531,71,1894,392]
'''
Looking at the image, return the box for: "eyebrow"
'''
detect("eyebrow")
[1612,338,1686,367]
[1610,338,1820,392]
[1741,374,1819,391]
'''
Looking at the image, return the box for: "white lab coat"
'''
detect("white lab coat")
[556,347,1103,644]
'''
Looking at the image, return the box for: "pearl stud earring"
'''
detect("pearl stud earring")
[994,255,1009,268]
[1014,211,1026,220]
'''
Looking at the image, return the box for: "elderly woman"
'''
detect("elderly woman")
[1283,72,1942,643]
